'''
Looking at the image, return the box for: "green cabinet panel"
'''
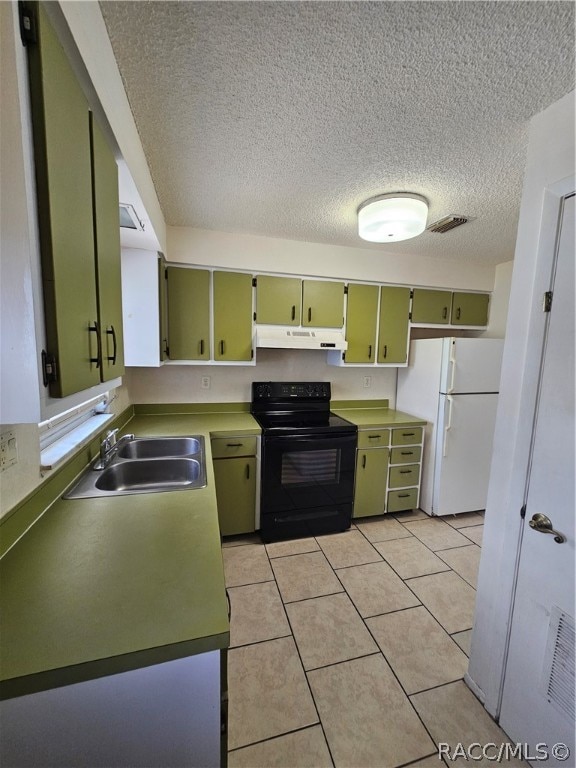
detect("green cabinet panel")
[167,268,210,360]
[357,429,389,449]
[353,448,389,518]
[451,292,490,326]
[256,275,301,325]
[158,258,169,361]
[388,464,420,489]
[213,457,257,536]
[344,284,379,363]
[387,488,418,513]
[90,115,124,382]
[302,280,345,328]
[390,446,422,464]
[213,271,253,361]
[390,427,423,446]
[411,289,452,324]
[28,3,100,397]
[377,286,411,364]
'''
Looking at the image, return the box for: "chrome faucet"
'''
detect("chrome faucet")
[94,429,135,470]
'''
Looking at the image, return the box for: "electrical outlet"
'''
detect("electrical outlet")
[363,376,372,388]
[201,376,211,390]
[0,429,18,471]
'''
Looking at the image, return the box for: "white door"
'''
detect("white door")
[499,194,575,762]
[433,393,499,516]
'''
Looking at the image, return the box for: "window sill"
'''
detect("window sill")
[40,413,115,471]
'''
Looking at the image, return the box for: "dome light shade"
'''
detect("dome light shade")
[358,193,429,243]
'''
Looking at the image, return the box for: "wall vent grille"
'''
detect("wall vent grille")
[427,215,471,233]
[541,606,575,723]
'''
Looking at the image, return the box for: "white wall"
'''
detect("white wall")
[468,90,575,716]
[483,261,513,339]
[126,350,398,406]
[168,227,497,290]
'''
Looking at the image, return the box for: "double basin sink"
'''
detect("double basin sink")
[64,436,207,499]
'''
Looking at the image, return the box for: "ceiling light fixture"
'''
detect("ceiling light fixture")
[357,193,429,243]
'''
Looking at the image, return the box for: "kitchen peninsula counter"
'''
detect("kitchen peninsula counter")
[0,409,260,700]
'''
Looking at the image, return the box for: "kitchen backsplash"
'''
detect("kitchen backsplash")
[125,348,398,406]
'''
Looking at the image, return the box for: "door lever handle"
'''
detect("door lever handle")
[528,513,567,544]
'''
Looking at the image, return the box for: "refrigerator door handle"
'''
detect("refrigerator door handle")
[447,345,457,393]
[443,395,454,457]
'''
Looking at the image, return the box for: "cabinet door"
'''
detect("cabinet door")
[353,448,389,518]
[256,275,301,325]
[451,292,490,326]
[411,289,451,324]
[302,280,345,327]
[28,4,99,397]
[213,457,256,535]
[167,268,210,360]
[377,287,411,364]
[344,284,379,363]
[213,272,253,361]
[90,115,124,381]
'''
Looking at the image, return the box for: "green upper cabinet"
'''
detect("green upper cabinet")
[26,3,123,396]
[255,275,301,325]
[213,271,253,361]
[377,286,411,364]
[27,3,100,397]
[167,267,210,360]
[344,284,379,363]
[302,280,345,327]
[411,289,452,325]
[90,115,124,382]
[451,292,490,326]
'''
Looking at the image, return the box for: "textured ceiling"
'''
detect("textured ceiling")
[101,1,574,266]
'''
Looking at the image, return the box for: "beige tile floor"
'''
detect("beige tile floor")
[223,513,525,768]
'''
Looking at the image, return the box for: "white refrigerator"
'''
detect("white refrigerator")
[396,337,504,517]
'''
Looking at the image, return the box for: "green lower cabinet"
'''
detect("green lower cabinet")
[344,284,379,363]
[213,457,256,536]
[353,448,389,518]
[377,286,410,364]
[411,289,451,324]
[213,271,254,361]
[451,292,490,326]
[387,488,418,513]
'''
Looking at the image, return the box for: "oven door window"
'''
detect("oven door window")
[281,449,340,485]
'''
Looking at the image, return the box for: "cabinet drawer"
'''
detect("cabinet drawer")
[357,429,389,449]
[211,436,257,458]
[390,427,423,446]
[387,488,418,513]
[390,446,422,465]
[388,464,420,488]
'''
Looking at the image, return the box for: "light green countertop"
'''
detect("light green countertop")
[0,411,260,699]
[332,407,426,429]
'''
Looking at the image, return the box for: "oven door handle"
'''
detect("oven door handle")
[264,432,357,446]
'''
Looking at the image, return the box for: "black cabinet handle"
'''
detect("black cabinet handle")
[456,307,461,320]
[400,469,412,474]
[219,340,225,355]
[368,344,372,359]
[291,305,296,321]
[227,443,243,447]
[106,325,117,364]
[368,435,382,440]
[398,493,410,498]
[246,463,250,480]
[89,321,101,368]
[362,454,366,469]
[442,306,448,320]
[401,451,414,455]
[382,344,388,359]
[199,339,204,356]
[402,432,415,437]
[308,307,312,322]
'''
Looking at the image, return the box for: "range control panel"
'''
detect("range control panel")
[252,381,331,401]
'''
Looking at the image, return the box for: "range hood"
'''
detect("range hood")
[255,326,348,351]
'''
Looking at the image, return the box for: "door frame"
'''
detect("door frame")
[467,163,575,717]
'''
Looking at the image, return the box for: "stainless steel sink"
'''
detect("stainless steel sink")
[64,435,207,499]
[95,458,203,493]
[117,436,202,460]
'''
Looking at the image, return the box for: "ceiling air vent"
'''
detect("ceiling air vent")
[427,214,472,234]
